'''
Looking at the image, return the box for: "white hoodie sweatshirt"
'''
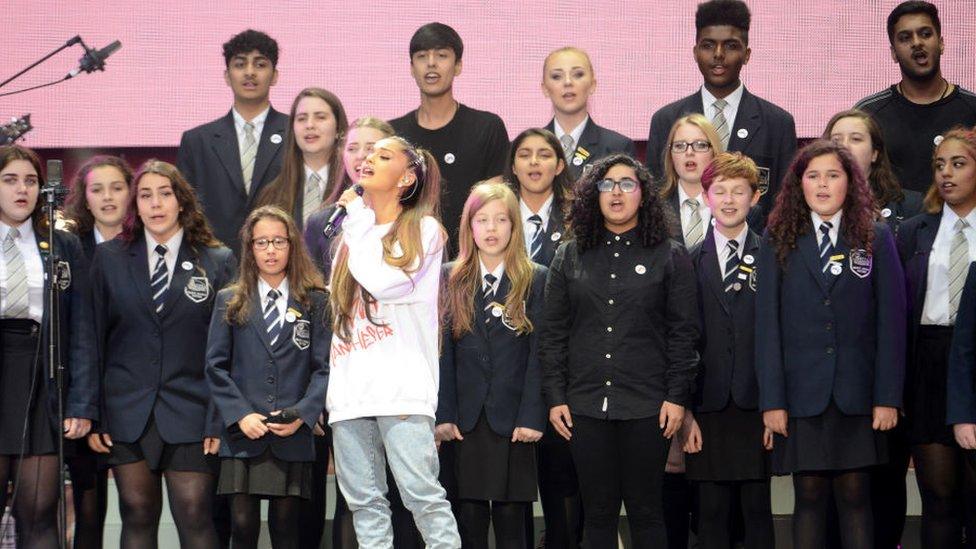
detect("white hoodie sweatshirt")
[326,198,445,424]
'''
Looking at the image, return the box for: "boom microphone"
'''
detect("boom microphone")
[67,40,122,78]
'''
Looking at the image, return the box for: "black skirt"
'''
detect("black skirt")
[772,401,887,475]
[686,403,770,482]
[455,412,538,502]
[106,415,216,474]
[217,449,312,499]
[907,325,957,446]
[0,319,57,456]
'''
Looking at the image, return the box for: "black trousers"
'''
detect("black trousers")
[570,415,669,549]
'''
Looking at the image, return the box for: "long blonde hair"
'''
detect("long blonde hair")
[659,114,724,199]
[445,182,534,338]
[330,137,445,341]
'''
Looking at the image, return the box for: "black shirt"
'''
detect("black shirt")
[540,230,700,420]
[856,85,976,193]
[391,103,509,251]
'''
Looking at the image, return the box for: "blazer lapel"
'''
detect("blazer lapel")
[827,237,852,293]
[248,293,274,356]
[160,241,194,318]
[727,88,761,152]
[700,230,731,315]
[210,112,247,199]
[126,235,158,320]
[275,296,305,351]
[914,213,941,304]
[486,274,512,338]
[248,109,286,205]
[798,231,831,295]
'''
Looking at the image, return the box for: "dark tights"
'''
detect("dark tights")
[67,455,109,548]
[912,443,966,548]
[793,470,872,549]
[697,480,773,549]
[113,461,217,548]
[229,494,301,549]
[536,434,582,549]
[457,499,527,549]
[0,454,60,549]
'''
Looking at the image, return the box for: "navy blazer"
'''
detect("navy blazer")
[664,191,761,246]
[303,205,339,278]
[755,222,906,417]
[5,228,97,421]
[646,88,797,229]
[527,204,568,269]
[206,288,330,461]
[89,234,237,443]
[895,212,941,373]
[948,263,976,425]
[77,230,97,261]
[882,190,924,235]
[544,118,636,182]
[437,263,548,436]
[176,108,288,256]
[690,226,761,412]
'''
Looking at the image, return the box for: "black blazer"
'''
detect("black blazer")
[176,108,288,256]
[646,88,797,229]
[303,205,339,278]
[206,288,330,461]
[755,223,906,417]
[527,205,568,269]
[895,212,941,370]
[89,234,237,443]
[947,262,976,425]
[544,118,636,181]
[437,263,548,436]
[690,226,761,412]
[77,230,97,261]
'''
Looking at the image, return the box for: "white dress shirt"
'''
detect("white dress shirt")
[714,224,748,278]
[922,206,976,325]
[258,276,289,322]
[553,116,589,153]
[810,210,842,247]
[145,228,184,286]
[520,194,554,252]
[232,106,270,152]
[479,259,505,296]
[0,220,44,322]
[701,84,744,136]
[678,184,712,237]
[303,164,330,219]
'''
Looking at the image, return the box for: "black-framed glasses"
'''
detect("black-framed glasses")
[671,140,712,153]
[596,178,640,193]
[252,237,290,250]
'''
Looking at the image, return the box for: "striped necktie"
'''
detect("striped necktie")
[819,222,835,277]
[150,244,169,314]
[684,198,704,248]
[559,134,575,159]
[483,273,497,323]
[241,121,257,194]
[2,228,29,318]
[265,289,282,345]
[723,240,741,292]
[712,98,730,149]
[527,214,544,259]
[303,171,323,223]
[949,218,970,321]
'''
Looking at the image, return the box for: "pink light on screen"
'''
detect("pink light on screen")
[2,0,974,148]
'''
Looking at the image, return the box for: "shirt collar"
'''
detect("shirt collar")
[144,227,184,257]
[701,83,744,113]
[713,224,749,257]
[232,105,270,131]
[0,218,33,241]
[552,116,589,146]
[304,164,330,189]
[603,226,638,245]
[677,183,706,208]
[942,204,976,229]
[520,194,554,228]
[478,259,505,289]
[810,210,843,236]
[258,276,290,302]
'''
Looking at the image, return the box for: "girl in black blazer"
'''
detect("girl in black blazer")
[62,154,133,548]
[756,140,906,549]
[0,145,94,547]
[87,160,236,548]
[895,127,976,548]
[437,182,547,549]
[207,206,329,549]
[256,88,348,231]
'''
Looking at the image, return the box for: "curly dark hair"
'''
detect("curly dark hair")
[570,154,671,252]
[121,159,221,248]
[696,0,751,43]
[222,29,279,67]
[767,140,877,266]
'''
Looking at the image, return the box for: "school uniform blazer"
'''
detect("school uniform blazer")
[755,222,906,417]
[88,234,237,443]
[303,205,339,278]
[690,227,761,412]
[176,108,288,256]
[664,191,761,245]
[206,288,330,461]
[882,190,924,235]
[531,205,568,268]
[437,263,548,435]
[9,229,97,422]
[947,263,976,425]
[77,230,97,261]
[646,88,797,228]
[544,118,637,181]
[895,212,941,370]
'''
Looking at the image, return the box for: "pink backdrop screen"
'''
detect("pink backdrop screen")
[4,0,975,148]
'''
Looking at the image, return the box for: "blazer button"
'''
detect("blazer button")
[823,299,831,306]
[826,322,833,331]
[266,377,275,384]
[266,395,275,403]
[826,346,835,355]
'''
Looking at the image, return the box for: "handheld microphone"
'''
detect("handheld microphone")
[67,40,122,78]
[323,184,364,238]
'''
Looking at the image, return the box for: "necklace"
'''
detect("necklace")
[898,77,949,103]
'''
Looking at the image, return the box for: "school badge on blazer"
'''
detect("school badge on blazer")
[757,167,770,196]
[184,275,211,303]
[849,249,872,279]
[55,260,72,290]
[292,319,310,350]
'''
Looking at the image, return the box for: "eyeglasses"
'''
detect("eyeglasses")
[671,140,712,153]
[252,237,290,250]
[596,178,640,193]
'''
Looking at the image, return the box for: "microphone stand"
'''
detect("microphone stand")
[0,36,81,89]
[39,181,69,548]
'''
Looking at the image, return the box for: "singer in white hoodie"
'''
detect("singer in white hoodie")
[327,135,460,548]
